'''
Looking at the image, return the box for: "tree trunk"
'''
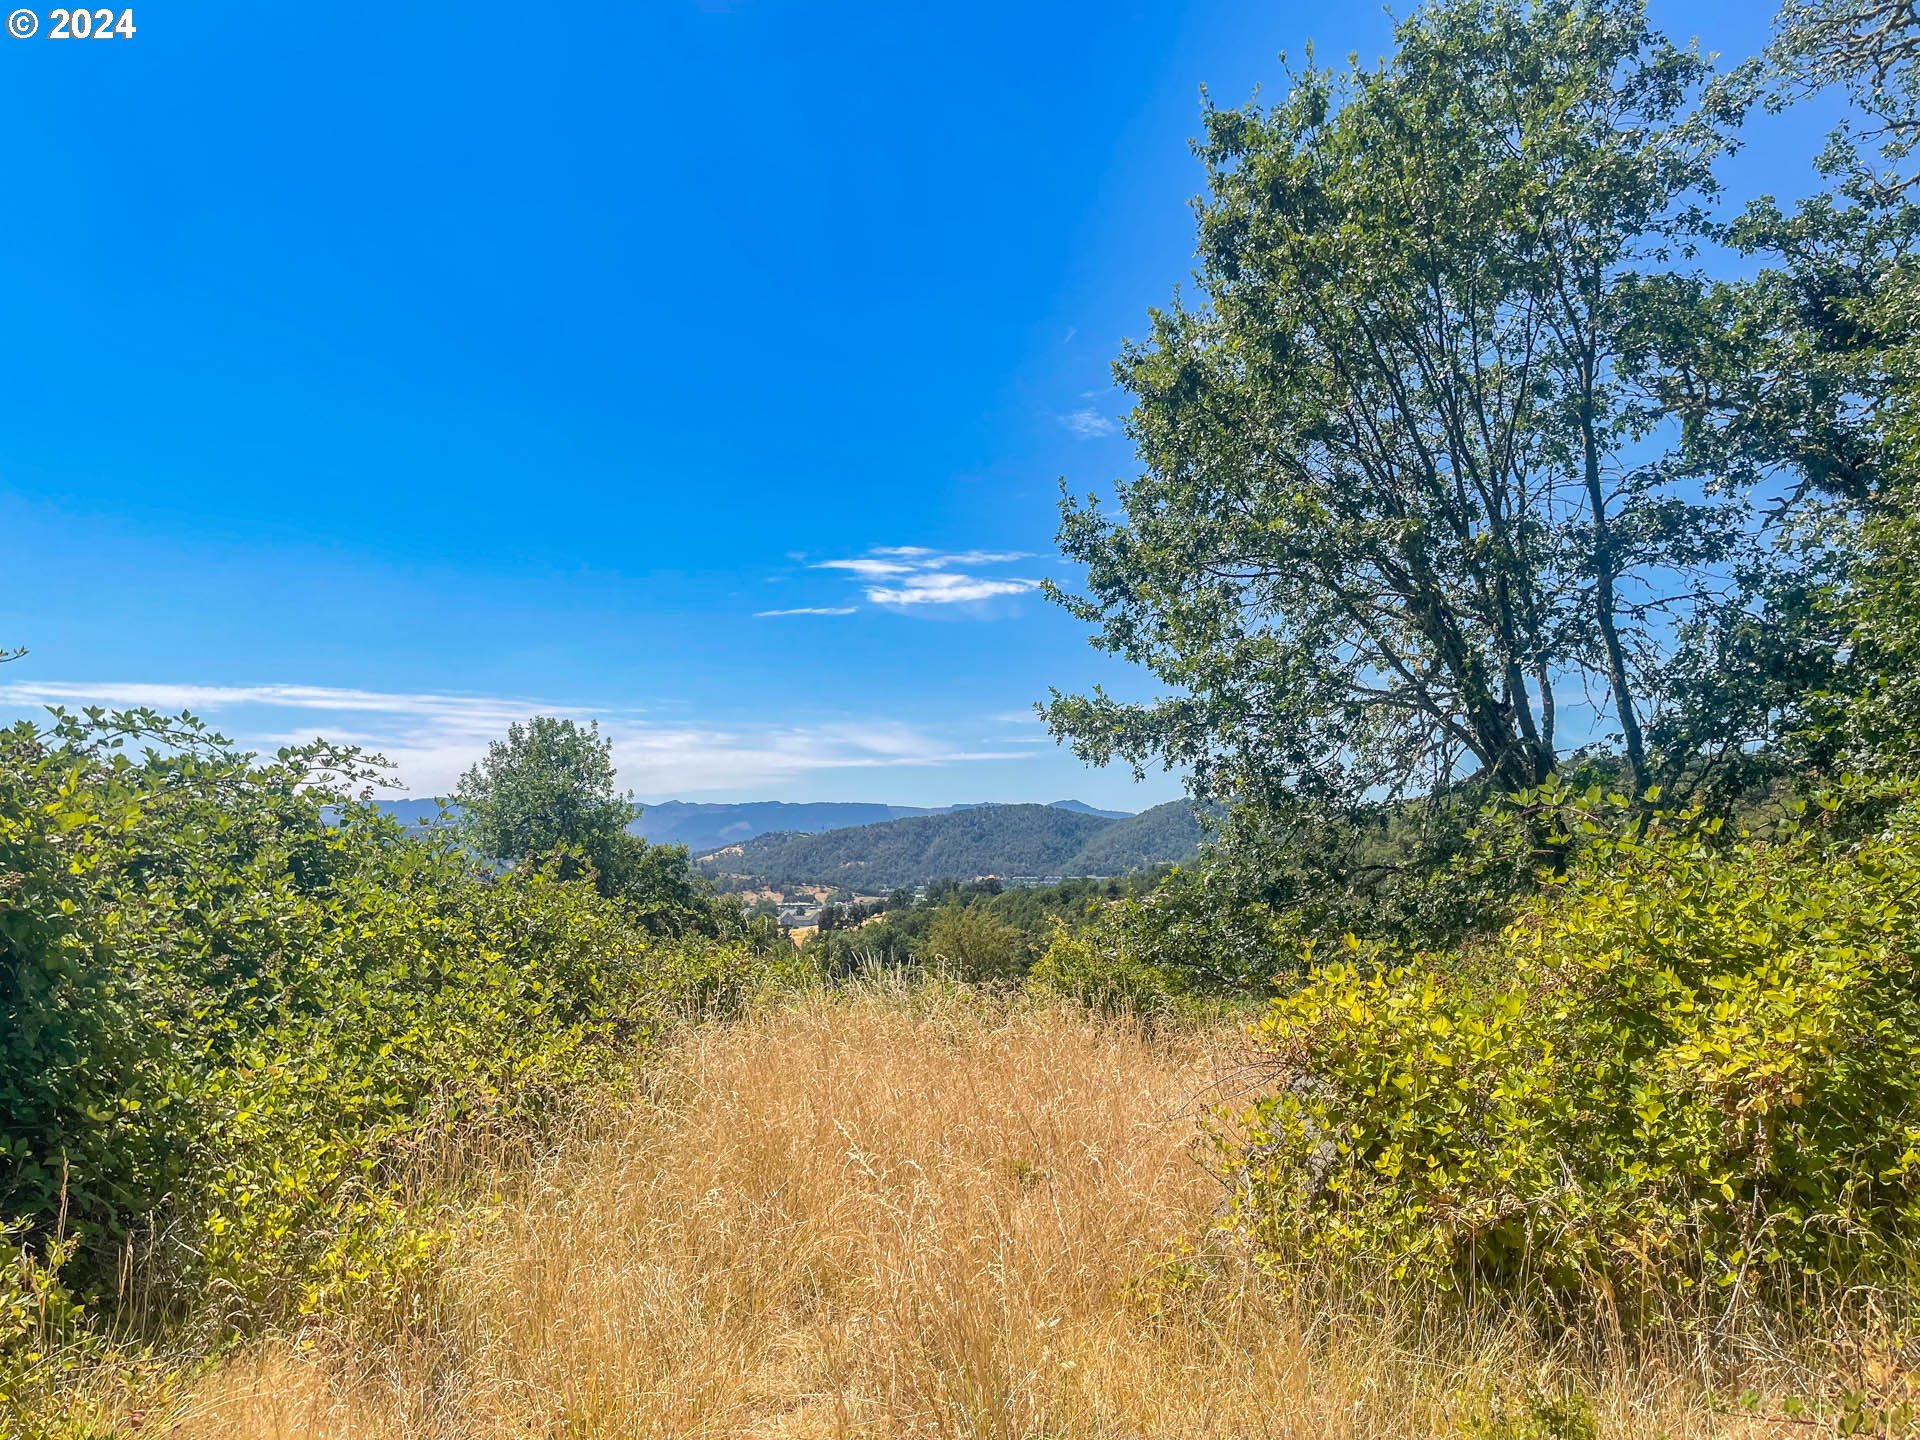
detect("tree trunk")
[1580,381,1650,796]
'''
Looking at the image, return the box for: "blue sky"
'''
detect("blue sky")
[0,0,1824,807]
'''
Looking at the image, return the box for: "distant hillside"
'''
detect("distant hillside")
[701,801,1197,889]
[374,797,1134,859]
[1049,799,1132,820]
[1061,799,1206,875]
[629,801,942,856]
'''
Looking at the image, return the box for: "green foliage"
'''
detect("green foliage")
[0,709,384,1273]
[1224,779,1920,1315]
[0,706,801,1398]
[1045,0,1742,807]
[1457,1381,1598,1440]
[805,872,1164,977]
[1771,0,1920,179]
[451,713,736,938]
[1627,0,1920,787]
[1025,780,1582,1011]
[1028,861,1300,1011]
[1026,918,1200,1015]
[1623,123,1920,792]
[1041,0,1920,1332]
[1056,799,1205,877]
[1837,486,1920,778]
[922,901,1031,983]
[598,831,734,939]
[454,715,632,874]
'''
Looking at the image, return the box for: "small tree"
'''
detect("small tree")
[455,717,725,935]
[454,716,632,879]
[925,901,1030,982]
[600,832,720,937]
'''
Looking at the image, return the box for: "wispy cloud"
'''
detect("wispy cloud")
[0,680,571,728]
[613,722,1031,794]
[809,547,1043,612]
[866,575,1041,606]
[753,606,858,618]
[814,557,920,578]
[1059,408,1116,438]
[0,679,1031,797]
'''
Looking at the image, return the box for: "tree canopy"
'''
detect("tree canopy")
[1045,0,1750,807]
[454,715,632,873]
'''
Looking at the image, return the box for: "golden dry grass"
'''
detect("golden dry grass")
[144,987,1850,1439]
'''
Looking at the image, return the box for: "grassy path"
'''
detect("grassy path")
[148,990,1824,1438]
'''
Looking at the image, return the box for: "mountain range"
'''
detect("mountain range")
[697,799,1204,890]
[369,796,1191,886]
[372,796,1141,857]
[628,797,1130,854]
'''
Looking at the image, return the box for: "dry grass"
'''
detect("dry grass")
[140,986,1848,1438]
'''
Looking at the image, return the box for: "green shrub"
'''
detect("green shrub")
[1027,920,1196,1014]
[1225,782,1920,1316]
[0,711,240,1278]
[923,901,1032,982]
[1026,862,1300,1011]
[0,708,803,1367]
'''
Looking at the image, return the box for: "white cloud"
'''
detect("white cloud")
[818,548,1032,575]
[808,547,1044,613]
[612,721,1031,794]
[1060,408,1117,438]
[814,557,921,577]
[0,679,1030,797]
[916,549,1031,566]
[0,680,573,730]
[865,574,1042,606]
[754,606,858,618]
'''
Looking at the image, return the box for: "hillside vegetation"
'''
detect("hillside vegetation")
[702,800,1201,889]
[0,709,796,1429]
[628,799,944,855]
[13,0,1920,1432]
[1059,798,1206,876]
[381,798,1142,861]
[128,992,1867,1439]
[805,871,1170,978]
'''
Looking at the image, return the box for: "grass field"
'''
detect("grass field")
[86,988,1894,1438]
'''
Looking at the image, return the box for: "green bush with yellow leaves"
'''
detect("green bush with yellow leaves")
[1226,781,1920,1317]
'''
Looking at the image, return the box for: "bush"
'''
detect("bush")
[923,901,1031,982]
[1225,782,1920,1318]
[0,708,803,1390]
[1026,861,1301,1011]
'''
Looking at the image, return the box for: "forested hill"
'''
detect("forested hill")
[699,799,1202,888]
[373,797,1136,856]
[1059,798,1206,876]
[628,800,942,855]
